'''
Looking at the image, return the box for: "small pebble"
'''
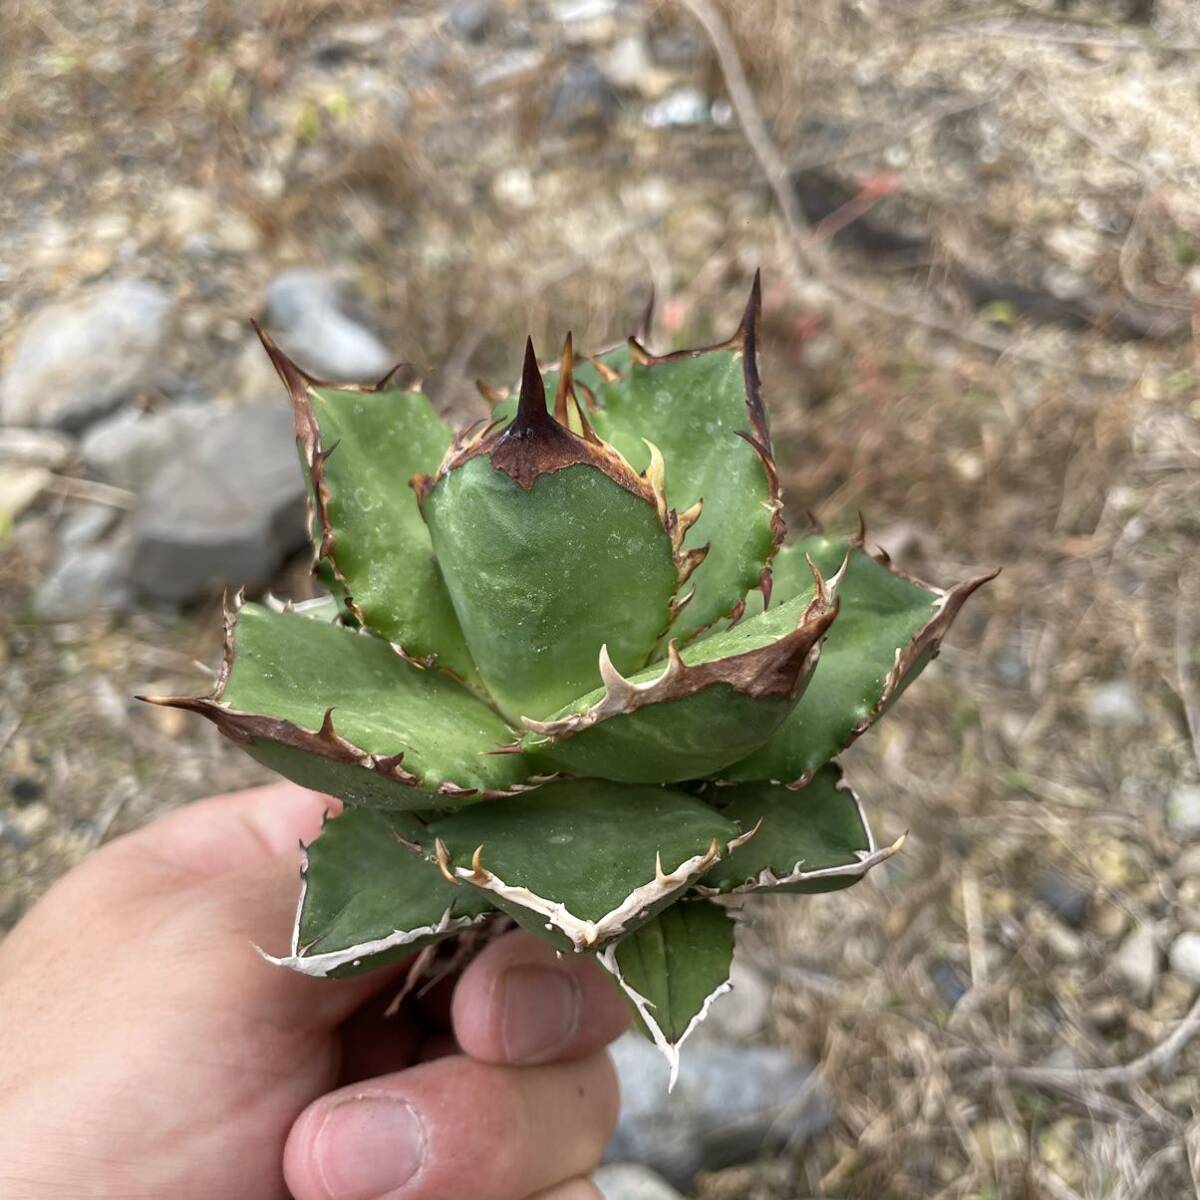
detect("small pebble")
[1113,923,1160,1001]
[1167,785,1200,837]
[9,777,43,807]
[1035,868,1091,929]
[928,959,969,1009]
[1168,932,1200,985]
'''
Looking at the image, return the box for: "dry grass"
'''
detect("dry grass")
[3,1,1200,1196]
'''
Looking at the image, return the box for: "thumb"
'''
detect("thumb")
[179,824,409,1033]
[91,783,407,1032]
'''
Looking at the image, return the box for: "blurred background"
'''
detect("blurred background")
[2,0,1200,1196]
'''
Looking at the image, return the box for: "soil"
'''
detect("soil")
[3,1,1200,1195]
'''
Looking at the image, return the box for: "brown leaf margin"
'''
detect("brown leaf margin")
[138,592,542,805]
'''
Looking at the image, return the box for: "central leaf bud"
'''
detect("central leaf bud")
[417,338,679,723]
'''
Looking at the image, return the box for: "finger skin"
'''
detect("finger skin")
[110,782,340,881]
[452,929,630,1065]
[0,794,387,1200]
[283,1052,619,1200]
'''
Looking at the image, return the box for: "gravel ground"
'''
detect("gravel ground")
[3,1,1200,1195]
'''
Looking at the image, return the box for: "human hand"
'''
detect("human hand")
[0,782,628,1199]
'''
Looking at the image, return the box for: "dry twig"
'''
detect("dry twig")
[673,0,1147,382]
[982,992,1200,1094]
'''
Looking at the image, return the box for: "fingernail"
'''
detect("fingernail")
[312,1095,425,1199]
[501,963,581,1063]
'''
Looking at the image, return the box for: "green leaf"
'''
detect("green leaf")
[724,536,993,785]
[421,456,678,725]
[699,764,900,894]
[148,602,532,808]
[521,567,836,782]
[584,279,782,642]
[263,807,492,978]
[257,326,478,684]
[482,282,781,645]
[426,779,740,952]
[598,899,734,1085]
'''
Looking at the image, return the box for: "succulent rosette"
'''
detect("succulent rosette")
[149,276,992,1081]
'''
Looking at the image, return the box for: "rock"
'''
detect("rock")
[604,1034,830,1188]
[1035,869,1091,929]
[643,87,710,129]
[544,60,618,135]
[1089,898,1129,941]
[130,405,307,603]
[1167,785,1200,837]
[593,1163,684,1200]
[1113,923,1160,1001]
[602,35,669,98]
[0,280,173,431]
[0,428,75,470]
[57,503,121,549]
[81,402,214,491]
[928,958,969,1009]
[263,270,393,383]
[1168,932,1200,985]
[447,0,498,41]
[1174,845,1200,882]
[554,0,618,46]
[32,536,133,622]
[1038,915,1085,963]
[704,958,771,1041]
[1084,679,1145,727]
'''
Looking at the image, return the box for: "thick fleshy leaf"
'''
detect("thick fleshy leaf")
[519,565,837,782]
[263,807,492,978]
[585,279,782,642]
[426,780,740,952]
[481,282,782,644]
[256,326,477,684]
[698,765,901,895]
[419,345,680,724]
[598,899,734,1086]
[724,535,995,785]
[145,602,532,808]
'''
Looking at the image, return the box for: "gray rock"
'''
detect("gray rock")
[1085,679,1145,727]
[33,535,133,622]
[545,60,618,135]
[604,1034,830,1189]
[130,405,307,602]
[1168,932,1200,985]
[58,503,121,549]
[1035,869,1091,929]
[263,270,393,383]
[593,1163,684,1200]
[602,35,657,94]
[447,0,498,41]
[643,87,710,129]
[928,958,969,1009]
[81,402,214,491]
[704,958,771,1041]
[0,280,173,431]
[1167,785,1200,837]
[1113,923,1160,1001]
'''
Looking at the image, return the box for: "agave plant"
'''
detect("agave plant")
[148,275,992,1081]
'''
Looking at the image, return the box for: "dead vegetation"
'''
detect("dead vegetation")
[2,0,1200,1195]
